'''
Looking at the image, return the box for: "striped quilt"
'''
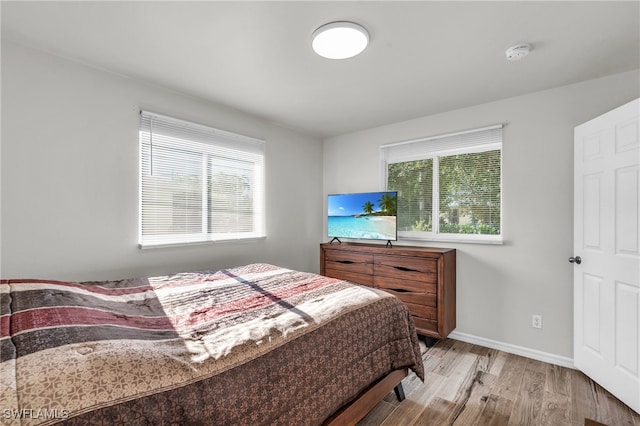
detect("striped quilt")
[0,263,424,425]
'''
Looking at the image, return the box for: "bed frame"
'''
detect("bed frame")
[325,368,408,425]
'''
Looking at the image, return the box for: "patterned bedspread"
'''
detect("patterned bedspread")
[0,263,424,425]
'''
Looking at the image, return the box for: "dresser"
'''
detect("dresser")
[320,242,456,339]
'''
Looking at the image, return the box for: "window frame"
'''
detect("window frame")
[381,125,503,244]
[139,111,266,249]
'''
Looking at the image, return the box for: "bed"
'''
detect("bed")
[0,263,424,425]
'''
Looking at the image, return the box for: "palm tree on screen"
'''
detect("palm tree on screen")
[378,193,397,215]
[363,201,374,215]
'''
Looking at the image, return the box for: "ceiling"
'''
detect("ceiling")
[2,1,639,139]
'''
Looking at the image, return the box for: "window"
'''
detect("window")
[382,125,502,243]
[139,111,265,248]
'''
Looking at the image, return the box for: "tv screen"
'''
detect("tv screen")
[327,191,398,241]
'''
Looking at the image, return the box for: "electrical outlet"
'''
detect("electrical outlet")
[532,314,543,329]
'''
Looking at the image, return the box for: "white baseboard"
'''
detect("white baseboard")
[448,331,575,369]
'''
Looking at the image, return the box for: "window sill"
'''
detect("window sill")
[139,236,266,250]
[398,233,503,245]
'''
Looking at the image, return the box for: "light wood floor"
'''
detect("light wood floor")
[359,338,640,426]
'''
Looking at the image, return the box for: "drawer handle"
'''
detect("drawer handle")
[389,288,410,293]
[336,260,355,264]
[393,266,419,273]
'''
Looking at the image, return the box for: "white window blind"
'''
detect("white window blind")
[382,124,503,243]
[139,111,265,248]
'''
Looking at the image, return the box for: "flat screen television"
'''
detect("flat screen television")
[327,191,398,243]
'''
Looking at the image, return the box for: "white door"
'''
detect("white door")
[574,98,640,414]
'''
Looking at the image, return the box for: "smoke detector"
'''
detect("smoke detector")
[505,43,531,61]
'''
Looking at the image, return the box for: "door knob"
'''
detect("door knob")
[569,256,582,264]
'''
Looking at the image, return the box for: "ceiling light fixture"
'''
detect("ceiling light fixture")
[505,43,531,61]
[312,21,369,59]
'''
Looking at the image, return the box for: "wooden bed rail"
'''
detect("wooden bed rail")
[324,368,408,426]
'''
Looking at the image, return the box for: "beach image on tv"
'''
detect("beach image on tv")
[328,191,397,241]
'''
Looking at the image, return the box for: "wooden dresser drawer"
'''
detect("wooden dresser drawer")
[412,316,439,334]
[325,260,373,276]
[404,302,437,320]
[373,276,437,294]
[324,268,373,286]
[324,250,373,264]
[377,287,436,308]
[374,255,437,283]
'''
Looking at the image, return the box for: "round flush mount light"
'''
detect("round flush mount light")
[505,43,531,61]
[312,21,369,59]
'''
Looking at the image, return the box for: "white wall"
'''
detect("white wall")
[4,38,638,360]
[323,70,640,359]
[1,40,324,281]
